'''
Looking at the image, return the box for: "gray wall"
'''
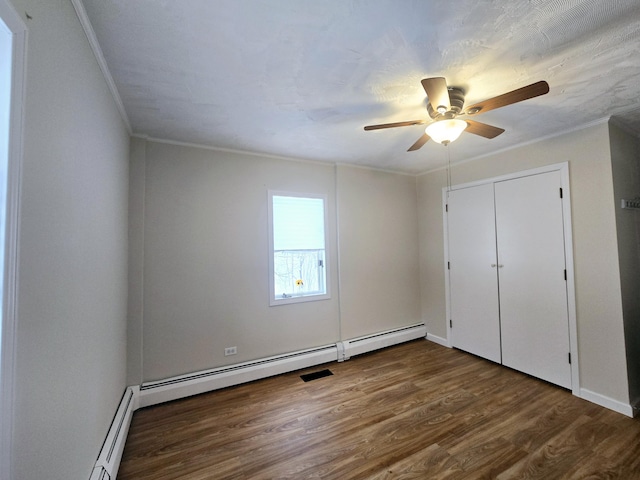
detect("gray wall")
[417,121,631,406]
[9,0,130,479]
[609,122,640,406]
[128,140,422,383]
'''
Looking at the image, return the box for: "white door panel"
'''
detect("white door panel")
[494,171,571,388]
[447,184,501,363]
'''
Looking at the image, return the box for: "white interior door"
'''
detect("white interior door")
[494,171,572,388]
[447,184,501,363]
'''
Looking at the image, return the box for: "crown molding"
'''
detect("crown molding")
[71,0,132,134]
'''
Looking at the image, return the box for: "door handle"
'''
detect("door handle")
[491,264,504,268]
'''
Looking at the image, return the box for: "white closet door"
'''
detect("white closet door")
[494,171,571,388]
[447,184,501,363]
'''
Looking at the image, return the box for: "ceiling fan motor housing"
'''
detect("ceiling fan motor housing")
[427,87,465,119]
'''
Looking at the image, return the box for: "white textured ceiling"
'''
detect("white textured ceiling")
[81,0,640,174]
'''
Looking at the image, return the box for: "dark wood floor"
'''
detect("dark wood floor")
[118,339,640,479]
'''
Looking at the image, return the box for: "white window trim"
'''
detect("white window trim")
[0,3,26,480]
[268,190,331,306]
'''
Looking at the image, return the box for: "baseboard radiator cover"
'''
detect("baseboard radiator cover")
[138,324,427,408]
[90,386,137,480]
[90,466,111,480]
[89,325,428,478]
[138,345,339,408]
[89,467,110,480]
[338,323,427,361]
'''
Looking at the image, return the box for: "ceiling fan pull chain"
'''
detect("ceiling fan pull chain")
[446,143,452,192]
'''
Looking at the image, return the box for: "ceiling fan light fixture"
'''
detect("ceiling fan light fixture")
[426,119,468,145]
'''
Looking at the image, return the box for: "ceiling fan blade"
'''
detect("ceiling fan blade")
[364,119,426,131]
[421,77,451,114]
[407,133,430,151]
[465,81,549,115]
[465,120,505,139]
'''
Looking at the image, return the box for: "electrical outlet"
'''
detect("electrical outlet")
[224,346,237,356]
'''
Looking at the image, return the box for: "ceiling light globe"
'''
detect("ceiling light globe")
[425,119,468,145]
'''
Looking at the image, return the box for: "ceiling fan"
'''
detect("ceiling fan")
[364,78,549,151]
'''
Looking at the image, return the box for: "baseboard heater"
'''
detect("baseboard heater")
[138,323,426,408]
[138,344,339,408]
[90,386,136,480]
[338,323,427,361]
[90,323,427,478]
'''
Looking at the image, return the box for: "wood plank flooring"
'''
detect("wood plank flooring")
[118,340,640,479]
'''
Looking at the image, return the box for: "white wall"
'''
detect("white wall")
[140,142,340,381]
[417,121,631,407]
[417,167,448,341]
[129,140,422,383]
[336,165,421,339]
[127,137,146,385]
[609,122,640,407]
[9,0,130,479]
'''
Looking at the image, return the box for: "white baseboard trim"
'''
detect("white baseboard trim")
[579,388,634,417]
[90,386,136,480]
[426,333,450,348]
[338,323,427,361]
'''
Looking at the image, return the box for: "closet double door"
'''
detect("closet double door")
[447,170,572,389]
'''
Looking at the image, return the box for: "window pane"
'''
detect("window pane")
[270,194,328,303]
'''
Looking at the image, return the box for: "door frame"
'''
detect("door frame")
[442,162,579,395]
[0,1,26,479]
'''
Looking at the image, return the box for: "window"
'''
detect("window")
[268,191,329,305]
